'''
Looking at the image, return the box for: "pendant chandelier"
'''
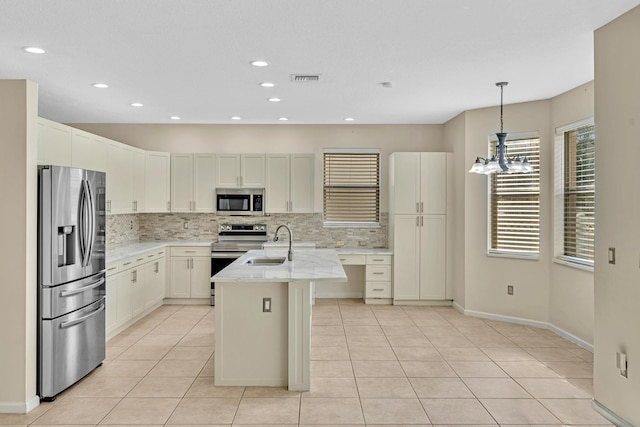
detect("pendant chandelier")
[469,82,533,174]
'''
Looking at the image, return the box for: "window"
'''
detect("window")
[559,122,595,265]
[489,136,541,256]
[323,149,380,225]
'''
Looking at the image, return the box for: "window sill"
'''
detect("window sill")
[487,250,539,261]
[323,222,380,229]
[554,256,594,273]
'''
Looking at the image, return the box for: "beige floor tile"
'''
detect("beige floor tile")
[352,360,405,377]
[469,335,518,348]
[311,325,345,336]
[65,376,140,397]
[116,345,172,361]
[92,360,158,378]
[393,346,444,361]
[508,335,559,348]
[234,397,300,425]
[480,398,561,424]
[356,377,416,398]
[185,377,245,398]
[341,317,380,326]
[381,325,424,336]
[32,425,100,427]
[539,398,612,425]
[448,361,508,378]
[242,387,301,398]
[299,397,364,425]
[481,347,535,361]
[311,345,350,361]
[410,377,474,398]
[516,378,591,398]
[165,398,239,425]
[163,346,213,361]
[568,347,594,362]
[496,361,561,378]
[33,397,120,425]
[438,347,490,361]
[107,332,143,347]
[147,359,206,377]
[311,334,347,347]
[421,398,495,424]
[419,326,459,337]
[462,378,531,398]
[456,326,500,336]
[135,334,184,346]
[346,334,390,347]
[387,335,433,347]
[545,361,594,378]
[400,360,457,377]
[127,376,195,397]
[199,358,215,377]
[361,398,429,424]
[310,360,353,377]
[100,397,179,424]
[429,335,476,348]
[105,346,127,360]
[526,347,584,361]
[568,377,594,396]
[349,345,397,361]
[303,377,359,398]
[0,402,55,425]
[178,333,215,347]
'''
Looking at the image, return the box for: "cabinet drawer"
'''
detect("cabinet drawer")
[365,282,392,298]
[170,246,210,257]
[366,254,391,265]
[366,265,391,281]
[106,262,120,277]
[338,254,366,265]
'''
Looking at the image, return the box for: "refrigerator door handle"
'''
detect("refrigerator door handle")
[85,179,96,264]
[60,278,105,297]
[78,180,88,267]
[59,303,105,329]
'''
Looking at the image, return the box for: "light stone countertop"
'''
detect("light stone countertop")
[107,240,213,264]
[335,248,393,255]
[211,249,347,283]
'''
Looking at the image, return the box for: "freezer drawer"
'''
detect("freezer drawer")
[40,272,106,319]
[39,298,106,399]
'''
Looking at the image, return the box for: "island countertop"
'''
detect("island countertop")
[211,249,347,283]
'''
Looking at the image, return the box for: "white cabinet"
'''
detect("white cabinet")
[37,117,72,167]
[171,154,216,212]
[132,149,145,212]
[71,129,107,172]
[167,246,211,298]
[266,154,314,213]
[145,151,171,212]
[365,255,393,303]
[390,152,449,302]
[106,141,145,214]
[216,154,265,188]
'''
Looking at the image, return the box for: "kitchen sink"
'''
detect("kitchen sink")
[244,256,286,266]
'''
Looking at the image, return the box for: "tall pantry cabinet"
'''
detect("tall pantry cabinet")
[389,152,451,302]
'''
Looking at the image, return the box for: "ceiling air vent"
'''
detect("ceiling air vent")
[291,74,320,82]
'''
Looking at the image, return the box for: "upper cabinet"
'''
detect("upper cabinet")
[216,154,265,188]
[71,129,107,172]
[266,154,314,213]
[171,153,216,212]
[37,117,72,167]
[390,152,446,215]
[106,140,145,214]
[145,151,171,213]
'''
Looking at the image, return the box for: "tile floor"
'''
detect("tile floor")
[0,299,612,426]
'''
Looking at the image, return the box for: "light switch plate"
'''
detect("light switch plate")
[263,297,272,312]
[608,247,616,264]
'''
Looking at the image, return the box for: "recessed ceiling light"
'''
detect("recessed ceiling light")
[169,116,181,120]
[231,116,242,120]
[260,82,276,88]
[130,102,143,107]
[268,97,281,102]
[92,83,109,89]
[250,60,269,67]
[278,117,289,121]
[344,117,355,121]
[23,46,45,54]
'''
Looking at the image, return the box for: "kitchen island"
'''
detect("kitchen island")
[211,249,347,391]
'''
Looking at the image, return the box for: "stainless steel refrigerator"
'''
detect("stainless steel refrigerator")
[38,165,106,401]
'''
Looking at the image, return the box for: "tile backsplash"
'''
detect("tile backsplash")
[107,212,388,248]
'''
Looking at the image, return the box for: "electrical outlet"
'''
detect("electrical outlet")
[609,247,616,264]
[263,297,272,312]
[617,351,628,378]
[507,285,514,295]
[183,222,189,229]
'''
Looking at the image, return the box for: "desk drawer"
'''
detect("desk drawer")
[365,282,392,298]
[366,254,391,265]
[366,265,391,281]
[338,254,366,265]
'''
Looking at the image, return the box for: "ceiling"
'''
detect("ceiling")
[1,0,639,125]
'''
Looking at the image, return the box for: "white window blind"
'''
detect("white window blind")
[490,137,541,254]
[563,124,595,262]
[323,151,380,224]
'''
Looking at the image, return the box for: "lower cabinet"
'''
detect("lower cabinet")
[167,246,211,299]
[106,249,167,338]
[364,254,393,303]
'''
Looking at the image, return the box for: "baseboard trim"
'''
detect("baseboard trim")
[454,303,593,352]
[315,292,362,299]
[592,399,633,427]
[0,395,40,414]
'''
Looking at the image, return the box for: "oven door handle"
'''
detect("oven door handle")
[211,252,243,259]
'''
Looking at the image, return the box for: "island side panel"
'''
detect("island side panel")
[288,281,312,391]
[215,281,288,387]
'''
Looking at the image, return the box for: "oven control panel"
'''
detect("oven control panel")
[219,224,266,232]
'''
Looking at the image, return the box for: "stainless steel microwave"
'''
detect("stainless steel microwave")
[216,188,264,216]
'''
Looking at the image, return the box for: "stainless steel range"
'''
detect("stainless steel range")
[210,223,268,306]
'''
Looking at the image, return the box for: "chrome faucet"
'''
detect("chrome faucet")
[274,224,293,261]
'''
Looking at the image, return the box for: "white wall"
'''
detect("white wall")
[70,123,445,214]
[0,80,39,413]
[593,5,640,425]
